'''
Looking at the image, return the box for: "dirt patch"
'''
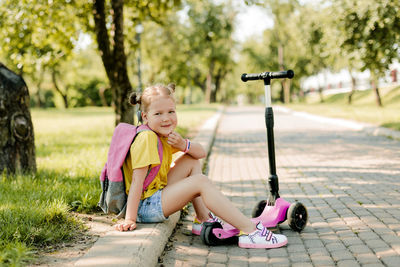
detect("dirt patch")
[29,213,115,266]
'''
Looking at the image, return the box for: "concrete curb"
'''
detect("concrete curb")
[275,105,400,141]
[74,107,223,267]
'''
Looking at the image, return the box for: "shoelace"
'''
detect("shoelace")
[261,227,273,241]
[248,222,278,244]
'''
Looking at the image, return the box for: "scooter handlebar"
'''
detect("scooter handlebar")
[241,70,294,82]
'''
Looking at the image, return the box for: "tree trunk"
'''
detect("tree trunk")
[99,86,109,107]
[348,71,356,105]
[279,84,284,103]
[283,79,291,103]
[211,68,223,103]
[319,71,328,103]
[93,0,134,125]
[204,61,214,104]
[278,43,290,103]
[371,78,383,107]
[0,63,36,174]
[51,70,69,108]
[35,84,43,108]
[35,70,45,108]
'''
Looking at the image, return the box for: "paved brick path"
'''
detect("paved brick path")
[158,106,400,267]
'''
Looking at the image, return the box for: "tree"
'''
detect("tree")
[294,3,333,103]
[240,0,313,103]
[0,0,180,120]
[185,0,236,103]
[0,0,83,108]
[91,0,181,124]
[137,14,198,101]
[0,63,36,174]
[259,0,299,103]
[92,0,132,123]
[335,0,400,106]
[135,0,236,104]
[319,3,364,105]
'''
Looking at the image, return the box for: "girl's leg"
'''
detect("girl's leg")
[162,173,256,234]
[167,154,210,221]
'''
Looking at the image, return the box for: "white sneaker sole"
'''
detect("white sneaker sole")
[238,238,288,249]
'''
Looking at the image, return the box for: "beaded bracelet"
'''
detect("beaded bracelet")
[183,139,191,153]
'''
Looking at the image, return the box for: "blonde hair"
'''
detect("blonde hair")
[129,83,176,112]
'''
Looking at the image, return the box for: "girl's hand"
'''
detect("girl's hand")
[167,131,186,151]
[115,219,137,232]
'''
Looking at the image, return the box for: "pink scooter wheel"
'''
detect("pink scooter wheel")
[201,221,223,246]
[252,200,267,218]
[200,221,239,246]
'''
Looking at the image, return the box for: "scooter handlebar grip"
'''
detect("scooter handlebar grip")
[241,70,294,82]
[241,73,261,82]
[269,70,294,79]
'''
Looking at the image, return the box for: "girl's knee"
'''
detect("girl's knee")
[175,154,201,173]
[183,154,201,167]
[191,174,210,186]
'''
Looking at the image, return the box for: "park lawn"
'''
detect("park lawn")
[287,85,400,131]
[0,104,219,266]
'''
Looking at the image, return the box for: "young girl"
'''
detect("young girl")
[115,83,287,249]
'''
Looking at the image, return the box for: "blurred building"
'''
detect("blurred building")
[301,62,400,96]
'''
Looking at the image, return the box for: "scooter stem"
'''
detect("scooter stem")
[241,70,293,203]
[264,78,280,201]
[265,107,276,175]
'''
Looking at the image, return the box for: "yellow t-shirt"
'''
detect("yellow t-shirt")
[122,130,180,200]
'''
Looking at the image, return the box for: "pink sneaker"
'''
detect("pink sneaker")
[192,212,222,235]
[238,222,287,249]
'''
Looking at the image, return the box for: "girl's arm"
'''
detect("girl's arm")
[184,141,206,159]
[167,131,206,159]
[115,166,148,231]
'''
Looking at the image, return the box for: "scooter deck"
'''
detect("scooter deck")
[212,198,291,239]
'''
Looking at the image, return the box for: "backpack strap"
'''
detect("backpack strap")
[103,123,138,183]
[136,125,163,190]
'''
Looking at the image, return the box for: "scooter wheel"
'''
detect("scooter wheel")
[200,221,239,246]
[252,200,267,218]
[200,221,223,246]
[287,202,308,232]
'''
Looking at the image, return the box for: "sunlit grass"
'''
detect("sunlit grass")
[287,85,400,131]
[0,104,219,266]
[33,107,114,177]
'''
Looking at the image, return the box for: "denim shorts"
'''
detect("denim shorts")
[137,190,167,223]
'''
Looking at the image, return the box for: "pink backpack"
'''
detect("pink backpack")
[98,123,163,218]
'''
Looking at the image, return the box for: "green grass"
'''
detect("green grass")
[0,104,219,266]
[287,85,400,131]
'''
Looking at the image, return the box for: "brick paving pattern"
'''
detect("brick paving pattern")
[158,106,400,267]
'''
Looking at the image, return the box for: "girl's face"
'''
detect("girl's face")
[143,96,177,137]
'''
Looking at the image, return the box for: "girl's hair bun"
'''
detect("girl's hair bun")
[167,83,175,93]
[128,92,141,106]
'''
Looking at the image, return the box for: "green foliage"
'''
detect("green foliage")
[337,0,400,74]
[0,172,87,266]
[0,240,34,267]
[29,89,56,108]
[0,107,113,265]
[0,0,105,109]
[1,0,398,108]
[70,78,111,107]
[236,0,400,104]
[139,0,236,103]
[124,0,183,50]
[0,0,82,74]
[237,1,301,103]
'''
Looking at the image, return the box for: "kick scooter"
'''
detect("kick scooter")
[200,70,308,246]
